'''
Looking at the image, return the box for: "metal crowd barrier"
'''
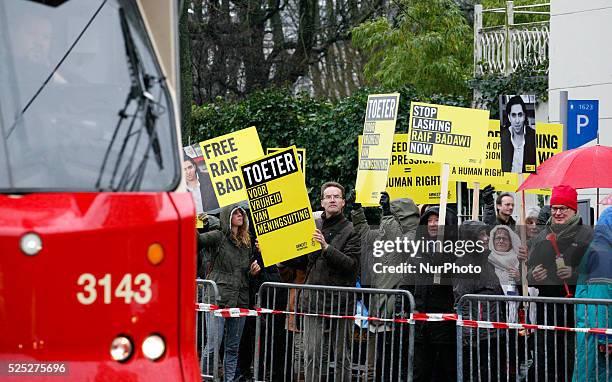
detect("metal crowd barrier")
[196,278,221,381]
[253,282,415,382]
[457,294,611,382]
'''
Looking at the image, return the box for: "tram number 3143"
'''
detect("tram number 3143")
[76,273,153,305]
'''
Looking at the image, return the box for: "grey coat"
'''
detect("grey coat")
[352,198,420,324]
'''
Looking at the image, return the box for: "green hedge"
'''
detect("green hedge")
[191,86,468,208]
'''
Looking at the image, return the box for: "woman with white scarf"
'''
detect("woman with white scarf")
[489,226,521,286]
[488,226,539,380]
[488,225,538,323]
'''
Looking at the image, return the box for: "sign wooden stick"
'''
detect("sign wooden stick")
[518,173,529,297]
[434,163,451,285]
[471,182,480,220]
[438,163,451,229]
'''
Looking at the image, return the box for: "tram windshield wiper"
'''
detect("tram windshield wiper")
[95,7,163,191]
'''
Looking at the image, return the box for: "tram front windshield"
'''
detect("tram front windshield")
[0,0,179,193]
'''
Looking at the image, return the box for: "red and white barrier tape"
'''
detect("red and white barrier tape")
[195,303,612,335]
[458,319,612,335]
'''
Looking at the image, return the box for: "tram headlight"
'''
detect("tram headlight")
[142,334,165,361]
[20,232,42,256]
[110,336,133,362]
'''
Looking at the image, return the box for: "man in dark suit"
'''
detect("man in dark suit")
[500,95,537,173]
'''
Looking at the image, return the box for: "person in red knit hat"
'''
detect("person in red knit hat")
[525,185,593,381]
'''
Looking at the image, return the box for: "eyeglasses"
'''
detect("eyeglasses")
[494,236,510,243]
[551,206,570,214]
[323,194,343,200]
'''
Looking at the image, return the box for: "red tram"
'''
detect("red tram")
[0,0,198,380]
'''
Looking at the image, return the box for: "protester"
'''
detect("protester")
[528,185,593,294]
[453,220,506,381]
[483,190,516,228]
[412,205,458,382]
[302,182,361,382]
[500,95,537,173]
[197,204,261,382]
[489,226,522,292]
[490,226,536,315]
[527,185,594,381]
[536,205,551,227]
[574,207,612,382]
[525,206,542,244]
[352,191,420,381]
[491,225,540,379]
[520,206,550,251]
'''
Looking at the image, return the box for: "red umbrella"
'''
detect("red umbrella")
[517,145,612,191]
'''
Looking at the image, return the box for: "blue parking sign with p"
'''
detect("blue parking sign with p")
[567,100,599,149]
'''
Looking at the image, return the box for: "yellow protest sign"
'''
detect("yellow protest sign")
[467,180,517,192]
[525,123,564,195]
[360,134,457,204]
[240,147,320,266]
[406,102,489,166]
[466,123,563,195]
[200,126,264,207]
[449,120,519,188]
[355,93,400,206]
[266,147,306,176]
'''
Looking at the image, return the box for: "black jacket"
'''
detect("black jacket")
[481,189,516,229]
[301,212,361,313]
[500,124,537,173]
[412,206,458,344]
[305,212,361,287]
[527,217,593,326]
[453,221,505,342]
[482,209,516,228]
[527,219,593,297]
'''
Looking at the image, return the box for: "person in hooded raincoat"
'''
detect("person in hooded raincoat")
[351,192,420,381]
[573,207,612,382]
[453,220,506,381]
[197,204,260,382]
[412,205,458,382]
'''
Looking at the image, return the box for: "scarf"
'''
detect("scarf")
[549,213,582,240]
[488,225,521,287]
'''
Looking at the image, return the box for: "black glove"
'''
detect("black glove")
[379,191,391,216]
[480,184,495,205]
[347,190,362,211]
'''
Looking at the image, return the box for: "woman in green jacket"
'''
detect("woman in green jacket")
[198,203,260,382]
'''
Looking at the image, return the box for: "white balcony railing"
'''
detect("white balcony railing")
[474,2,550,75]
